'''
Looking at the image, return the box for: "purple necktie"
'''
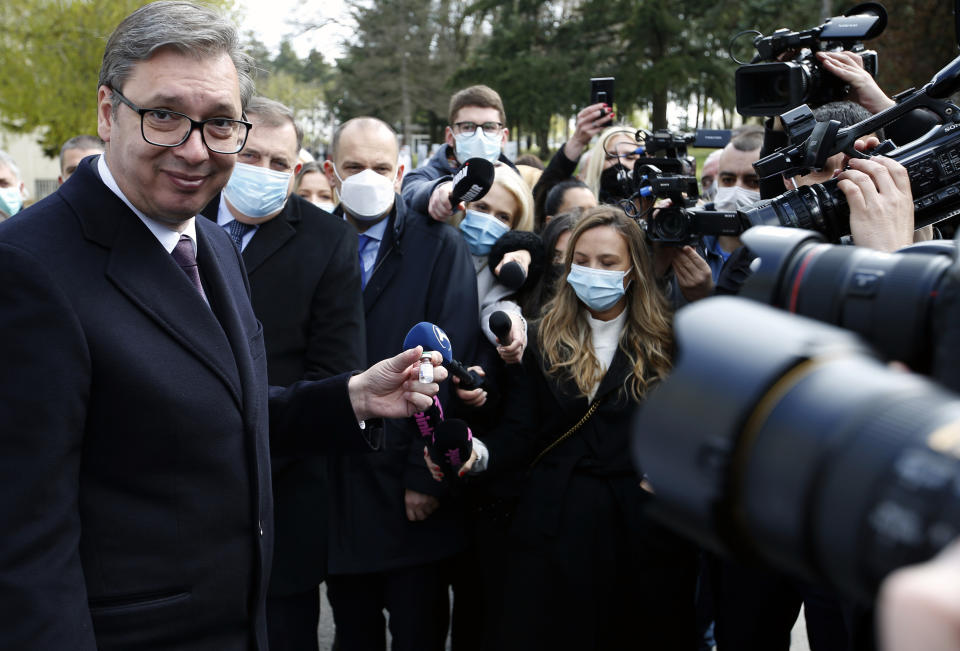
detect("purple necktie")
[171,234,207,300]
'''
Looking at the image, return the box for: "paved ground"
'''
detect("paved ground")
[315,584,813,650]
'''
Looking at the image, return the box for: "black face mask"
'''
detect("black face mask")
[599,164,632,203]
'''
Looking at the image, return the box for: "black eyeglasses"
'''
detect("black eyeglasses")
[453,121,504,137]
[110,88,252,154]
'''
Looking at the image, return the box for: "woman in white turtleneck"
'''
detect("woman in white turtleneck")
[448,206,699,650]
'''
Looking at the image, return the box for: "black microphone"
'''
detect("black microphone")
[489,310,513,346]
[449,158,495,209]
[413,396,445,444]
[496,260,527,290]
[428,418,474,477]
[403,321,484,390]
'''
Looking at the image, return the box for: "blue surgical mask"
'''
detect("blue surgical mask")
[566,263,632,311]
[459,209,510,256]
[454,128,502,164]
[0,186,22,217]
[224,162,292,219]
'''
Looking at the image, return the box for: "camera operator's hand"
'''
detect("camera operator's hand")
[428,181,456,222]
[672,246,714,302]
[563,102,614,162]
[838,155,914,253]
[878,539,960,651]
[653,245,714,302]
[817,51,895,115]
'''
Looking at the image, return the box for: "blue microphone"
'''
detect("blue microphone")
[403,322,484,390]
[403,322,453,362]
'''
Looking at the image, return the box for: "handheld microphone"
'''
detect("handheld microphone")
[428,418,474,477]
[403,322,453,362]
[403,321,485,390]
[449,158,495,209]
[413,395,445,447]
[489,310,513,346]
[496,260,527,290]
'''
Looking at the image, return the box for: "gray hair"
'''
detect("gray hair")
[0,150,21,181]
[59,135,105,172]
[98,1,255,111]
[245,96,303,152]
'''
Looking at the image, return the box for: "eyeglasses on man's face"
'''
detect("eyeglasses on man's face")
[110,88,252,155]
[453,121,504,137]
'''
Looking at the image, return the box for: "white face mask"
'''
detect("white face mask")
[713,185,761,212]
[333,165,396,222]
[313,201,336,213]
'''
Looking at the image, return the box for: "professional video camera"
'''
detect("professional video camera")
[635,164,749,245]
[604,129,749,244]
[602,127,696,202]
[734,2,886,116]
[632,295,960,604]
[739,52,960,242]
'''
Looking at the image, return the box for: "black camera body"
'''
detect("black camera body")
[735,3,886,116]
[634,165,747,245]
[741,53,960,242]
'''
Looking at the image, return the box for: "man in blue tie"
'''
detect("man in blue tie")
[0,3,441,650]
[322,117,480,651]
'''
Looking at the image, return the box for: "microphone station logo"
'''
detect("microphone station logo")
[460,184,485,202]
[451,163,471,187]
[432,325,452,354]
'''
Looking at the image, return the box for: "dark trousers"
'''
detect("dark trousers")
[266,587,321,651]
[326,563,449,651]
[709,557,875,651]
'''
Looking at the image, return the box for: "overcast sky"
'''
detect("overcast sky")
[237,0,351,60]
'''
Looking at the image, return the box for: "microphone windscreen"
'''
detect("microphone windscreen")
[449,158,496,208]
[497,260,527,290]
[403,322,454,362]
[430,418,473,474]
[488,310,513,346]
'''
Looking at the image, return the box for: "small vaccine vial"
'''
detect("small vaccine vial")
[419,353,434,383]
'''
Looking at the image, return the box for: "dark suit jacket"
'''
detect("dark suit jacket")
[0,158,372,651]
[326,198,481,574]
[201,194,366,595]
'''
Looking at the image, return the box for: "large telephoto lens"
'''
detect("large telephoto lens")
[740,180,849,242]
[632,296,960,604]
[740,226,954,372]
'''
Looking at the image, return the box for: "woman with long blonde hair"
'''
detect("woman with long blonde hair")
[454,205,698,650]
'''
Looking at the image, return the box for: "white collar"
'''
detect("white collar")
[97,154,199,256]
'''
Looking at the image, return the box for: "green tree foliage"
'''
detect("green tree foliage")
[245,35,337,150]
[0,0,232,157]
[871,0,957,95]
[332,0,460,146]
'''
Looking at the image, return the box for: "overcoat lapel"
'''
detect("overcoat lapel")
[239,202,297,275]
[65,161,244,408]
